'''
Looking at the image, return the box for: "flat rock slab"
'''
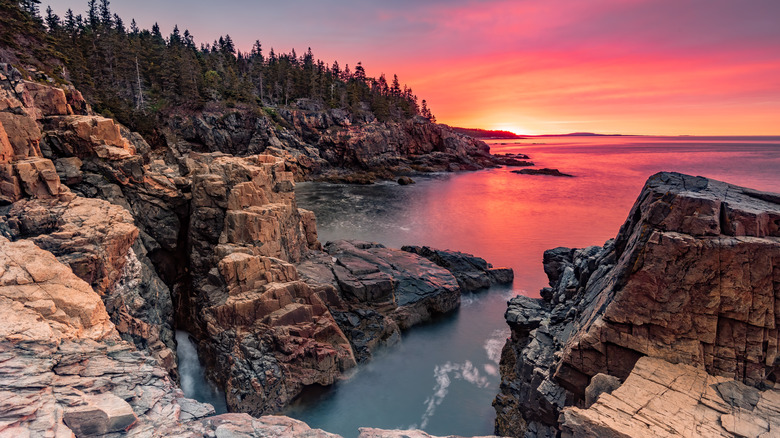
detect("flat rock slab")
[63,393,137,436]
[560,356,780,438]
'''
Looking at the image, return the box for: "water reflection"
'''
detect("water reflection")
[289,136,780,436]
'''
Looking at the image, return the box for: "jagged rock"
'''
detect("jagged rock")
[402,245,514,291]
[300,240,461,330]
[5,196,138,295]
[494,172,780,437]
[43,115,136,160]
[3,157,63,200]
[0,112,42,158]
[2,195,177,372]
[0,236,115,341]
[23,82,70,117]
[202,255,356,415]
[179,153,358,416]
[560,357,780,438]
[297,241,511,362]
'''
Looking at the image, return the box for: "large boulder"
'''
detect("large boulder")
[494,172,780,437]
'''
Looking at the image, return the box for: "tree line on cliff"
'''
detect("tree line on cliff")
[2,0,437,136]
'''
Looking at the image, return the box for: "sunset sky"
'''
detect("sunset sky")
[45,0,780,135]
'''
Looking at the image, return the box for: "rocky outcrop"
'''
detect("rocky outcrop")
[296,240,461,360]
[176,153,360,416]
[165,106,498,182]
[0,235,345,438]
[402,245,514,291]
[511,168,573,177]
[297,241,514,363]
[201,254,357,416]
[0,66,178,374]
[560,357,780,438]
[494,172,780,437]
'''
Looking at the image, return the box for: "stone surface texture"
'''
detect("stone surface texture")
[560,357,780,438]
[494,172,780,437]
[402,245,514,292]
[296,240,465,362]
[0,235,343,437]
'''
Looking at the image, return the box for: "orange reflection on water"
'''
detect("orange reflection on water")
[403,136,780,298]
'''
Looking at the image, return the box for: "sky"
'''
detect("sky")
[44,0,780,135]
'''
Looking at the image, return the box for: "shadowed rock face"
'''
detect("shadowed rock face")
[165,108,497,182]
[402,245,514,292]
[494,172,780,437]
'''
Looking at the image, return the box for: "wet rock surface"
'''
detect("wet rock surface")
[494,172,780,437]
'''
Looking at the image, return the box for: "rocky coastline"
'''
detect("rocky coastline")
[493,172,780,437]
[3,60,780,438]
[0,66,515,436]
[164,105,500,184]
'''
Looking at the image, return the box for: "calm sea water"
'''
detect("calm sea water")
[180,136,780,437]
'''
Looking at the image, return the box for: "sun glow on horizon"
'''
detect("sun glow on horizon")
[492,124,535,136]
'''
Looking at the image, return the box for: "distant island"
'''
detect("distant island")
[452,129,637,140]
[532,132,630,137]
[451,127,527,139]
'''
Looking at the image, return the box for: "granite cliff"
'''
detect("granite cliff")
[494,172,780,437]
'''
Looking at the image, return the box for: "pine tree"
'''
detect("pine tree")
[44,6,60,32]
[20,0,42,20]
[87,0,98,29]
[99,0,112,28]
